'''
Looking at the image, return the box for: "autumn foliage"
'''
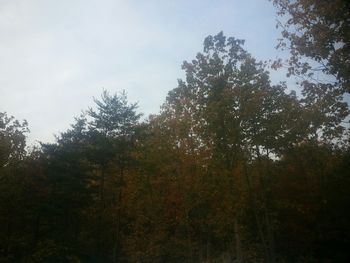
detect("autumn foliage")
[1,15,350,263]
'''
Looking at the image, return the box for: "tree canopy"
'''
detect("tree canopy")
[0,6,350,262]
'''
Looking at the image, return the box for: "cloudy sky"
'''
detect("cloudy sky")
[1,0,288,144]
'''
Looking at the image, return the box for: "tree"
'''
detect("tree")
[87,90,141,262]
[165,32,314,262]
[271,0,350,94]
[88,90,140,138]
[0,112,29,168]
[0,114,49,262]
[170,32,314,160]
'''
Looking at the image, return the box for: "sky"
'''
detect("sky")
[0,0,288,144]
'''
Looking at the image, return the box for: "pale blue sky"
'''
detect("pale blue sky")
[0,0,289,144]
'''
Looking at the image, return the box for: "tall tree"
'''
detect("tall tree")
[165,32,312,262]
[87,90,141,262]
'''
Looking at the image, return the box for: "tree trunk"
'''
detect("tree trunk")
[113,164,125,263]
[243,161,270,262]
[234,217,243,263]
[97,167,106,258]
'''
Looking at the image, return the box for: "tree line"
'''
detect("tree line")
[1,1,350,262]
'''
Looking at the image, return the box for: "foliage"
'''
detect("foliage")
[0,31,349,262]
[272,0,350,93]
[0,112,29,168]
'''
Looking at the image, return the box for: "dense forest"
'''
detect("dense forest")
[1,1,350,262]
